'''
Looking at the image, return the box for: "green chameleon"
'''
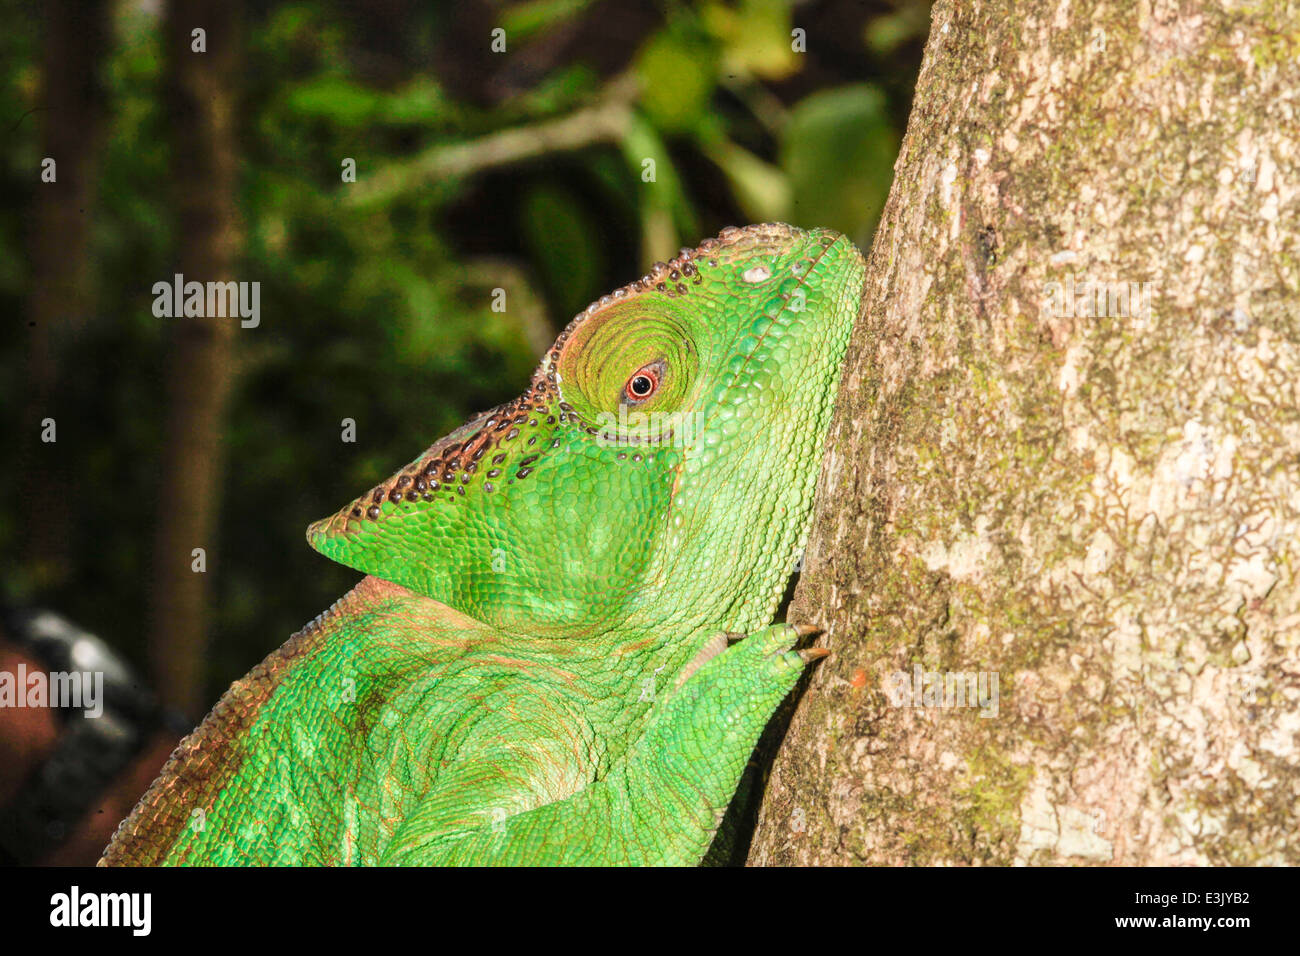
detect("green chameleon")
[102,222,864,866]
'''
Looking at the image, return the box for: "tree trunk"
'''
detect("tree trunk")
[149,0,243,716]
[20,0,111,591]
[750,0,1300,865]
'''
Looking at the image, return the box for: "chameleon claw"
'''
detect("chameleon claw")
[797,647,831,663]
[791,623,822,639]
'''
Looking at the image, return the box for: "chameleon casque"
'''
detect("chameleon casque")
[102,222,865,866]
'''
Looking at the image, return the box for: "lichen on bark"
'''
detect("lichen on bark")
[750,0,1300,865]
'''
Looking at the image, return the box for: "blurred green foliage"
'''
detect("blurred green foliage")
[0,0,929,702]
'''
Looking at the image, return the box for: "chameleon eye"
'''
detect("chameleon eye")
[625,365,660,402]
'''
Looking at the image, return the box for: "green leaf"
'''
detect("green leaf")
[519,184,604,318]
[700,137,790,223]
[283,75,380,126]
[501,0,599,44]
[379,77,456,127]
[780,84,898,246]
[635,29,716,135]
[620,113,698,265]
[704,0,799,80]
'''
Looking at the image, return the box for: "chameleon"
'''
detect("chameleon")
[101,222,865,866]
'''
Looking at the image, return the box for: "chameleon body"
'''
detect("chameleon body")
[102,223,864,866]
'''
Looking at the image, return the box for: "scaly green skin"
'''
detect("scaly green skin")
[101,223,865,866]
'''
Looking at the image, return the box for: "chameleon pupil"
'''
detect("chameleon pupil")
[628,373,655,399]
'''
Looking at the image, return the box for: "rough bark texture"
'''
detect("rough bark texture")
[149,0,244,716]
[750,0,1300,865]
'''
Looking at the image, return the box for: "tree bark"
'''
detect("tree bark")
[149,0,243,716]
[750,0,1300,865]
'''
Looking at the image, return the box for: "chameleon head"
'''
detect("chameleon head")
[308,223,865,638]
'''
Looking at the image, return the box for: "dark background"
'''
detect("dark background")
[0,0,929,863]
